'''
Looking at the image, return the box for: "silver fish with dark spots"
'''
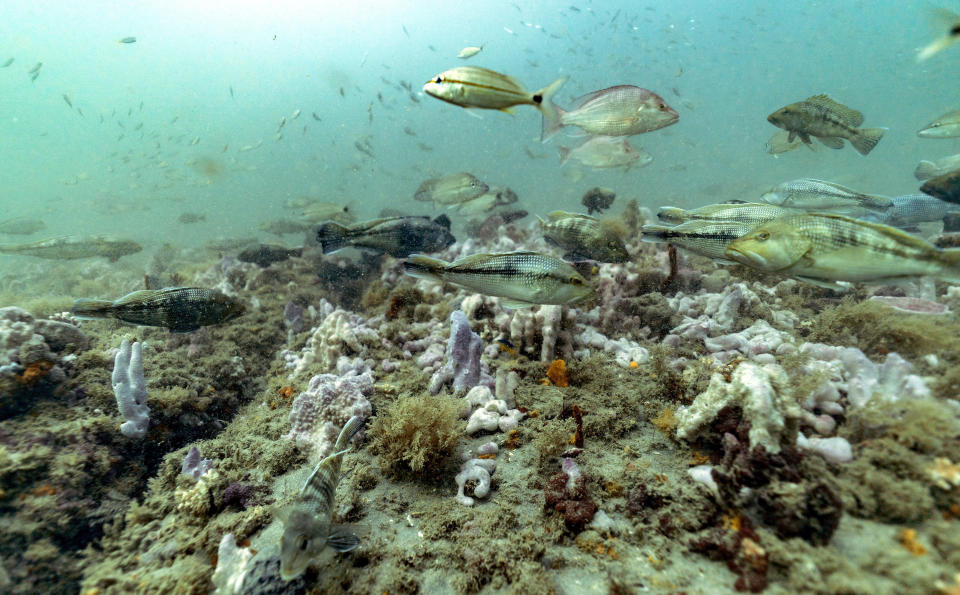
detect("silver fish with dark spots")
[538,211,629,262]
[0,235,141,261]
[316,215,455,257]
[760,179,892,212]
[280,416,364,581]
[642,220,755,262]
[72,287,245,333]
[767,94,885,155]
[404,250,594,308]
[414,172,488,206]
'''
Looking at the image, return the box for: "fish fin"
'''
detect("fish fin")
[558,146,571,165]
[639,224,674,243]
[798,132,812,144]
[787,130,796,143]
[805,94,864,126]
[850,127,886,156]
[316,222,351,254]
[169,324,201,334]
[71,298,114,318]
[334,415,365,450]
[859,193,893,210]
[463,108,485,120]
[403,254,449,280]
[538,76,569,142]
[500,299,537,309]
[815,136,845,150]
[914,160,940,181]
[432,214,452,229]
[498,107,516,115]
[327,530,360,553]
[793,276,851,291]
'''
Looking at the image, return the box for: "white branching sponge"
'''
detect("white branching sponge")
[112,338,149,439]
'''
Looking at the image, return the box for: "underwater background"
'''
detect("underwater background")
[1,1,960,593]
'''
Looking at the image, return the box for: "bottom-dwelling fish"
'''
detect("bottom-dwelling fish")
[724,213,960,288]
[72,287,245,333]
[404,251,594,308]
[280,416,364,581]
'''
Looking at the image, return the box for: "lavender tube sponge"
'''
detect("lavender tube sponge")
[112,338,150,439]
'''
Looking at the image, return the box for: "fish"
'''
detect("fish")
[404,250,595,308]
[301,202,355,224]
[277,116,287,132]
[760,179,892,212]
[62,94,73,108]
[541,85,679,141]
[457,45,484,59]
[1,57,13,68]
[558,136,652,169]
[189,136,200,146]
[291,109,301,120]
[642,220,756,262]
[0,235,141,261]
[414,172,488,206]
[917,8,960,61]
[657,202,792,225]
[538,211,629,262]
[920,169,960,205]
[423,66,566,124]
[280,416,364,581]
[315,215,455,257]
[259,218,313,236]
[72,287,245,333]
[238,244,303,267]
[204,237,259,251]
[764,130,816,155]
[177,212,206,224]
[118,37,137,44]
[917,109,960,138]
[0,217,46,235]
[581,187,615,215]
[724,213,960,287]
[28,62,42,74]
[403,126,417,136]
[312,112,321,121]
[862,194,960,229]
[915,154,960,180]
[229,85,234,99]
[29,71,39,82]
[767,94,885,155]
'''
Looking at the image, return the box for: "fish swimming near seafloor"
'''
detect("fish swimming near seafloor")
[559,136,651,169]
[0,235,141,261]
[280,416,364,581]
[301,202,355,225]
[404,250,595,308]
[259,218,313,236]
[423,66,566,124]
[767,94,885,155]
[238,244,303,267]
[724,213,960,288]
[0,217,46,235]
[642,220,756,263]
[414,172,488,206]
[917,109,960,138]
[542,85,679,141]
[860,194,960,230]
[538,211,629,262]
[316,215,455,257]
[72,287,245,333]
[915,154,960,180]
[760,178,892,213]
[657,202,792,225]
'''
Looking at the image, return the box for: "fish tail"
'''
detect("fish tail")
[315,222,352,253]
[71,298,115,319]
[914,160,939,181]
[557,146,571,165]
[538,76,568,142]
[850,127,885,156]
[403,254,449,281]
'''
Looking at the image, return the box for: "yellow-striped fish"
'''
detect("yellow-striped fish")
[423,66,566,122]
[280,416,364,581]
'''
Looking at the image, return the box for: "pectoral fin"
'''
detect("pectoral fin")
[327,530,360,553]
[815,136,845,149]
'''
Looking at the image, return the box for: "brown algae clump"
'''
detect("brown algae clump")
[369,394,461,478]
[806,298,956,360]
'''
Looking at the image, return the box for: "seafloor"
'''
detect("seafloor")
[0,204,959,595]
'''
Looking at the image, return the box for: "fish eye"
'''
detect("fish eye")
[434,76,442,84]
[756,231,770,241]
[296,535,309,551]
[569,276,583,285]
[658,103,665,109]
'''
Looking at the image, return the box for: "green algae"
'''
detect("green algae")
[368,394,462,478]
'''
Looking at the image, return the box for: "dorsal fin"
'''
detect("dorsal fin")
[805,94,864,126]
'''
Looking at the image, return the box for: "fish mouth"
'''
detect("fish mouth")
[724,246,766,268]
